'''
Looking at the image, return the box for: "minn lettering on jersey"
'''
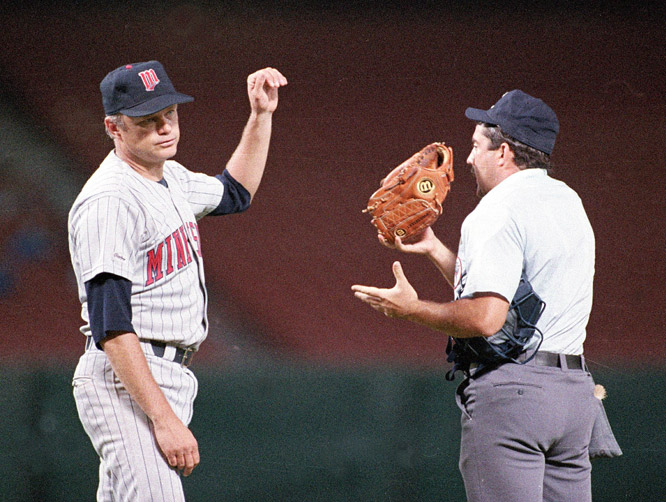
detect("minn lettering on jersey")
[145,222,202,286]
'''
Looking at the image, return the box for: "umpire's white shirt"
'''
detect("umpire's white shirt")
[68,151,225,349]
[453,169,595,355]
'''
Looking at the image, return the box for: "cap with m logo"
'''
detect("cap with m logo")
[101,60,194,117]
[138,68,160,92]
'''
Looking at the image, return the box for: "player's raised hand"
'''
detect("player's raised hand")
[247,67,288,114]
[352,261,419,319]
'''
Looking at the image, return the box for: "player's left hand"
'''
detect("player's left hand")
[352,261,419,319]
[247,67,288,114]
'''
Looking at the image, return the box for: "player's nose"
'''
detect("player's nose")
[156,119,172,134]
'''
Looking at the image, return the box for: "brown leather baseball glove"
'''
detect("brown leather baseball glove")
[363,143,454,244]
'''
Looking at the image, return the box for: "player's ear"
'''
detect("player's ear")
[104,116,124,139]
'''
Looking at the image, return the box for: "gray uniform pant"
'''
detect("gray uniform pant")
[456,358,597,502]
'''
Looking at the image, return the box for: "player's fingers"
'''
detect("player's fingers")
[182,452,196,477]
[176,452,186,471]
[247,70,267,91]
[167,454,178,468]
[263,67,288,87]
[251,68,279,90]
[273,68,288,86]
[267,67,287,86]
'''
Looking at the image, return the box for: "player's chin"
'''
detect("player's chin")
[156,143,178,159]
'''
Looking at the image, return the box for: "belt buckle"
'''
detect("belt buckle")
[180,347,194,368]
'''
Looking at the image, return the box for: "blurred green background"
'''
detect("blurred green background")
[1,365,664,501]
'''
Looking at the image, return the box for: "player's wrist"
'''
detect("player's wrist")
[150,408,181,427]
[250,105,274,117]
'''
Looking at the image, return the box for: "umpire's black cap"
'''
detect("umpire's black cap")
[465,90,559,155]
[100,61,194,117]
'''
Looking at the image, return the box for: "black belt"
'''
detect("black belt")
[469,351,586,372]
[516,351,586,370]
[149,341,196,368]
[85,337,195,368]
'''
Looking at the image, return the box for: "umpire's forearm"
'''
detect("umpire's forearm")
[407,295,510,339]
[426,240,457,288]
[225,111,273,201]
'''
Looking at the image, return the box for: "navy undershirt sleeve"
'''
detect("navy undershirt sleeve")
[85,273,135,349]
[210,169,252,215]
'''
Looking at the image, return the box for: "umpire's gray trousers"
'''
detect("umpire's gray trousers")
[456,357,597,502]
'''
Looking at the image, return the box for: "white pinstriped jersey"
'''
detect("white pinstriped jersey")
[68,150,224,349]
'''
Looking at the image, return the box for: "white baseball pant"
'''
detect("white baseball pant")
[73,345,198,501]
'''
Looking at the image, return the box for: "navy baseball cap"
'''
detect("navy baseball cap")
[465,90,559,155]
[100,61,194,117]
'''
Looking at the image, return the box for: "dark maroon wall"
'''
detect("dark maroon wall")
[1,2,663,366]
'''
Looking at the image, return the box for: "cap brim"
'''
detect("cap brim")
[120,93,194,117]
[465,107,495,125]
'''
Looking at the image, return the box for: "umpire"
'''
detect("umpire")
[353,90,607,501]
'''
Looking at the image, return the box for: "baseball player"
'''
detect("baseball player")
[68,61,287,501]
[353,90,600,501]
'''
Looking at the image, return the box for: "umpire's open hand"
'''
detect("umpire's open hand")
[352,261,419,319]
